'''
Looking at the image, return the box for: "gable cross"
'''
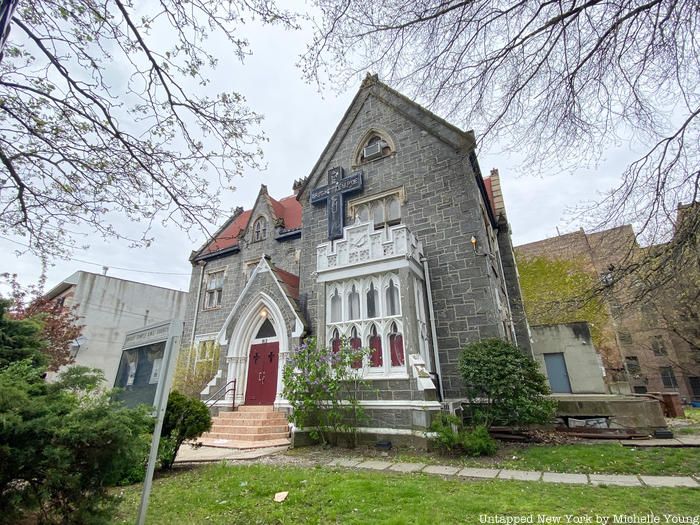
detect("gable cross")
[310,167,363,240]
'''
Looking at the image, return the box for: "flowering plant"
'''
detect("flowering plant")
[282,337,369,446]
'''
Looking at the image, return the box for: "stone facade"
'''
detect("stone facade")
[182,76,530,441]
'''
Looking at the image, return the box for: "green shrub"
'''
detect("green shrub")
[462,425,498,456]
[459,338,556,427]
[283,337,369,446]
[0,362,153,523]
[429,413,498,456]
[158,390,212,469]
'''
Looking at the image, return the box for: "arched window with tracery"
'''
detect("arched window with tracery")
[366,281,378,318]
[368,324,382,368]
[389,321,404,367]
[331,328,341,354]
[348,284,360,320]
[253,216,267,242]
[350,326,362,369]
[386,278,400,316]
[330,288,342,323]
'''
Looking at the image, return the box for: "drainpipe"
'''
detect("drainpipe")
[421,255,445,402]
[189,260,207,353]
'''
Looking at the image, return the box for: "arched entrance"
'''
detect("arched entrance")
[244,316,279,405]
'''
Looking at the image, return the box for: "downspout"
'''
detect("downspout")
[189,260,207,358]
[421,255,445,402]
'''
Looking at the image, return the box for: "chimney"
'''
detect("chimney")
[489,168,506,217]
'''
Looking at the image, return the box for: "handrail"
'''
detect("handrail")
[203,379,237,410]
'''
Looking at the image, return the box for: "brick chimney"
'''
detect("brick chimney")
[489,168,507,218]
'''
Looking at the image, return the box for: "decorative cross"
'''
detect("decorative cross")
[310,167,363,240]
[268,352,275,363]
[252,352,260,363]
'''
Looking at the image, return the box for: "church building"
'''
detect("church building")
[183,75,529,445]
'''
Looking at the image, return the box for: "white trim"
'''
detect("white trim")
[215,256,303,346]
[224,293,288,405]
[275,399,441,410]
[200,369,223,397]
[294,426,437,438]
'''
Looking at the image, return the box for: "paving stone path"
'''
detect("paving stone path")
[176,445,700,488]
[325,458,700,488]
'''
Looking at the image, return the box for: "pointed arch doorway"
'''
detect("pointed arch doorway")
[244,315,279,405]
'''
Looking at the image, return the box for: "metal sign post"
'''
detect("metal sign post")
[136,319,182,525]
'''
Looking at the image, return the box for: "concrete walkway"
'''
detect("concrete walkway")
[174,444,289,464]
[326,458,700,488]
[174,445,699,488]
[620,436,700,447]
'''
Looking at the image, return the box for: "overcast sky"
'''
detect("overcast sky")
[1,12,638,294]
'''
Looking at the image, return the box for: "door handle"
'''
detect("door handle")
[258,371,265,383]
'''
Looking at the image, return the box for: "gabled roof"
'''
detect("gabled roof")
[296,73,476,201]
[270,265,300,301]
[193,185,302,260]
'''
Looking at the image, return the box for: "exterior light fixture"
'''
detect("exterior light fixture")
[470,235,478,252]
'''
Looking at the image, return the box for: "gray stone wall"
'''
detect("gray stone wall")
[497,218,532,354]
[182,201,301,350]
[298,84,509,400]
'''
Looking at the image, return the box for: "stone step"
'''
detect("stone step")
[212,417,287,427]
[203,431,290,442]
[217,411,288,421]
[209,424,289,435]
[236,405,275,413]
[197,436,291,450]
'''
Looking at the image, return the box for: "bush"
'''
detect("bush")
[158,390,212,469]
[429,413,498,456]
[283,337,369,446]
[459,338,556,428]
[0,362,153,524]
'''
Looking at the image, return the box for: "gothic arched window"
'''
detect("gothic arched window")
[348,284,360,320]
[253,216,267,242]
[368,324,382,368]
[331,328,341,354]
[366,282,378,318]
[389,322,405,367]
[330,288,342,323]
[386,278,400,316]
[350,326,362,369]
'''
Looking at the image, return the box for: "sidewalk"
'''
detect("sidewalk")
[175,445,699,488]
[324,458,699,487]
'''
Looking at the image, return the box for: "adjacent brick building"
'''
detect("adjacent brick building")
[183,75,530,442]
[516,210,700,402]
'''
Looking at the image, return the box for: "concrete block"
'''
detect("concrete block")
[422,465,460,476]
[589,474,641,487]
[356,460,393,470]
[457,467,500,479]
[328,458,363,468]
[498,469,542,481]
[389,462,426,473]
[542,472,589,485]
[640,475,699,488]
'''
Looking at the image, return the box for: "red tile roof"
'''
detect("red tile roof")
[271,266,300,301]
[200,193,302,256]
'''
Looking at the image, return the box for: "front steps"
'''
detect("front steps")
[198,405,291,450]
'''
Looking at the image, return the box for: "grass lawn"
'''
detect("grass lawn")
[288,442,700,476]
[114,463,697,524]
[498,444,700,475]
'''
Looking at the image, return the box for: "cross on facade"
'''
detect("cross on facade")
[310,166,363,240]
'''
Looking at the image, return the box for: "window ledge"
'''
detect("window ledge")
[362,372,409,381]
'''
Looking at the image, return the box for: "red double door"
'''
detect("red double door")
[244,342,279,405]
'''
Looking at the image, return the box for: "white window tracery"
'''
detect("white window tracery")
[326,273,405,376]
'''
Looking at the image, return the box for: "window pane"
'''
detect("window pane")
[386,278,400,315]
[372,201,384,226]
[366,283,378,318]
[350,326,362,369]
[389,322,404,366]
[357,204,369,222]
[386,195,400,222]
[348,285,360,320]
[256,318,276,339]
[369,325,382,368]
[330,288,341,323]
